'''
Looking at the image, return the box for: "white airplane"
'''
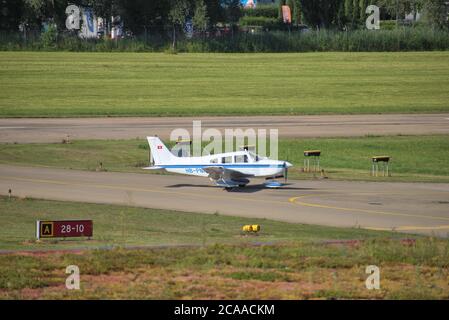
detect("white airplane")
[144,136,293,190]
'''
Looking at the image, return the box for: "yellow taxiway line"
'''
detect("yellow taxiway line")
[289,194,449,232]
[289,194,449,222]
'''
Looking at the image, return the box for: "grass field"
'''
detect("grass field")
[0,196,399,251]
[0,52,448,117]
[1,196,449,299]
[2,240,449,299]
[1,135,448,182]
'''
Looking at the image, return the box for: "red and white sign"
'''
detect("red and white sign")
[37,220,93,239]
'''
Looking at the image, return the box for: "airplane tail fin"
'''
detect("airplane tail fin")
[147,136,175,165]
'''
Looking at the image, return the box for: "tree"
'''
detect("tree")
[359,0,369,22]
[192,0,208,33]
[344,0,353,25]
[204,0,222,25]
[336,0,347,27]
[293,0,302,24]
[377,0,423,21]
[169,0,190,50]
[422,0,449,29]
[299,0,343,29]
[278,0,286,21]
[117,0,170,36]
[286,0,295,23]
[0,0,25,31]
[339,0,368,28]
[221,0,242,26]
[21,0,55,30]
[352,0,359,24]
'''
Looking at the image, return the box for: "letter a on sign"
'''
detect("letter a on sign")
[41,222,54,237]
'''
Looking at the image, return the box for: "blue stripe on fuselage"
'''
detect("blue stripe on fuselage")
[159,164,284,169]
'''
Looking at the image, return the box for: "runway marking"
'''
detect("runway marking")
[289,194,449,222]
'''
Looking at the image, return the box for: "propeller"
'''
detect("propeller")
[283,152,290,183]
[283,161,288,183]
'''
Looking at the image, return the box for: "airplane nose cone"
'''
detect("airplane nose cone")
[282,161,293,168]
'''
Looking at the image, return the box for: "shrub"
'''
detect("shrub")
[239,16,281,30]
[1,27,449,53]
[40,24,58,50]
[243,5,279,19]
[380,20,397,30]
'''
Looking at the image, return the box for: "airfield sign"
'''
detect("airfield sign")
[36,220,93,240]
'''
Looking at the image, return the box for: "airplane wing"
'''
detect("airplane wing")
[203,166,253,187]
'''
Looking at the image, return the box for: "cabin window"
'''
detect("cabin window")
[221,156,232,164]
[235,155,248,163]
[210,158,218,164]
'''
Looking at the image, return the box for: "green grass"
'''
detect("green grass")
[279,135,449,182]
[0,138,150,173]
[0,52,448,117]
[1,135,449,182]
[2,196,449,299]
[0,196,399,251]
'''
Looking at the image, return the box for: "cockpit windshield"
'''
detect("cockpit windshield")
[248,151,259,162]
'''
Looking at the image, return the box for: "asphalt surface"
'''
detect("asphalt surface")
[2,164,449,237]
[1,114,448,143]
